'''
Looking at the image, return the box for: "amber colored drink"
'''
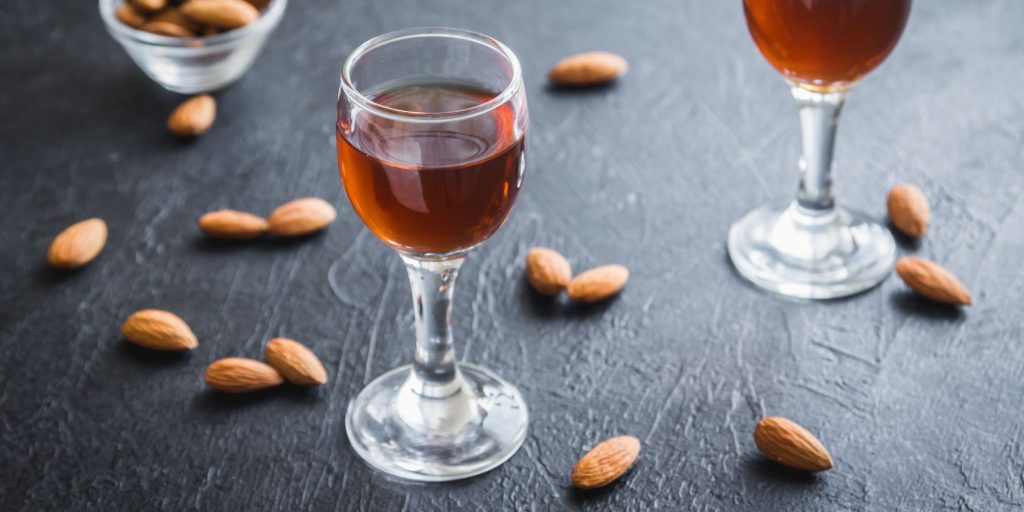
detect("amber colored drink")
[337,83,525,255]
[743,0,911,90]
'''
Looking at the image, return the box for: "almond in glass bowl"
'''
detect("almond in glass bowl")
[100,0,287,94]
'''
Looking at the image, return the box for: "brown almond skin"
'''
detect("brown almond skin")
[265,338,328,386]
[181,0,260,30]
[244,0,272,10]
[167,95,216,137]
[267,198,337,236]
[121,309,198,351]
[151,7,201,32]
[47,218,108,269]
[198,210,268,239]
[115,3,147,28]
[571,435,641,489]
[142,20,195,37]
[131,0,167,12]
[754,416,833,472]
[549,52,628,86]
[567,264,629,303]
[887,184,930,239]
[526,247,572,295]
[895,257,972,305]
[205,358,283,393]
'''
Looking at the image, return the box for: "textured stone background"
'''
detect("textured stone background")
[3,0,1024,510]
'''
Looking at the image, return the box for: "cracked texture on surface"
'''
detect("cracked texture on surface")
[2,0,1024,510]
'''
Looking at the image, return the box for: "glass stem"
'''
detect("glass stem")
[400,254,465,400]
[791,86,848,213]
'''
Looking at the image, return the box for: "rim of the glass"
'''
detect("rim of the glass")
[98,0,287,48]
[339,27,523,123]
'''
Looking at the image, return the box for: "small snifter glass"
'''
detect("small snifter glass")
[335,28,528,481]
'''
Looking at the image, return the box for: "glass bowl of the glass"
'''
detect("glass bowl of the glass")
[99,0,287,94]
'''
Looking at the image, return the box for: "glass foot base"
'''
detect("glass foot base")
[728,201,896,299]
[345,363,528,482]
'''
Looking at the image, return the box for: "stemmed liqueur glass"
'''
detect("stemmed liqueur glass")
[336,28,528,481]
[729,0,912,299]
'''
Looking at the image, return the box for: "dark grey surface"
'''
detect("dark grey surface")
[3,0,1023,510]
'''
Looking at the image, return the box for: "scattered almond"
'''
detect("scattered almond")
[526,247,572,295]
[181,0,260,30]
[167,95,216,137]
[895,257,972,305]
[754,416,833,472]
[121,309,198,351]
[115,3,146,28]
[549,52,628,86]
[267,198,337,236]
[264,338,328,386]
[571,435,641,489]
[130,0,167,13]
[887,184,930,238]
[47,218,108,269]
[205,358,283,393]
[567,264,629,303]
[199,209,268,239]
[142,20,195,37]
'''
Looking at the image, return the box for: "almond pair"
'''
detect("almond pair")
[198,198,337,239]
[885,184,972,305]
[205,338,328,393]
[526,247,629,303]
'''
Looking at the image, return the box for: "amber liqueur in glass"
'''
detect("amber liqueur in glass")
[743,0,911,90]
[337,83,525,255]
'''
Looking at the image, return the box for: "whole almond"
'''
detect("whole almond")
[205,358,283,393]
[549,52,628,86]
[131,0,167,12]
[115,3,146,28]
[121,309,198,351]
[167,95,216,137]
[887,184,930,238]
[47,218,108,269]
[571,435,641,489]
[264,338,328,386]
[199,209,268,239]
[754,416,833,472]
[267,198,337,236]
[181,0,260,30]
[567,264,629,303]
[142,20,195,37]
[151,8,201,32]
[526,247,572,295]
[895,257,972,305]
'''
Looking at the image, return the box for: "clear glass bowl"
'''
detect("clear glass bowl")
[99,0,287,94]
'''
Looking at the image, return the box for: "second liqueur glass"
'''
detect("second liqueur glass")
[729,0,912,299]
[336,28,528,481]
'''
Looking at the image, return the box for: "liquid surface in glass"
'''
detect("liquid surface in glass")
[337,83,525,255]
[743,0,911,90]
